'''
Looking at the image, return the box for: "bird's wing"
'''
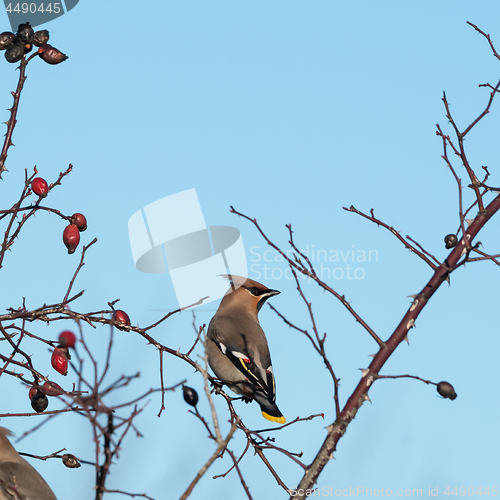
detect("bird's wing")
[208,317,276,403]
[0,461,57,500]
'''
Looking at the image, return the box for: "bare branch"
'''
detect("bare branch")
[342,206,438,269]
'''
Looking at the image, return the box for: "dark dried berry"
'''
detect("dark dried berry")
[63,224,80,254]
[0,32,15,50]
[183,385,199,407]
[38,44,68,65]
[444,234,458,249]
[5,42,24,63]
[31,393,49,413]
[71,213,87,232]
[62,454,81,468]
[33,30,49,47]
[16,22,34,45]
[23,42,32,55]
[437,381,457,400]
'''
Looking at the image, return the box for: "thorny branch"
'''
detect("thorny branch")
[342,206,439,269]
[230,206,384,347]
[0,161,197,499]
[0,53,36,175]
[229,22,500,499]
[2,18,500,500]
[269,266,341,418]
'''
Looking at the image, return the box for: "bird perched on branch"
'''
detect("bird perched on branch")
[207,275,285,424]
[0,427,57,500]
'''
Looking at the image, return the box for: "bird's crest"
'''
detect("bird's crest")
[218,274,246,289]
[219,274,270,293]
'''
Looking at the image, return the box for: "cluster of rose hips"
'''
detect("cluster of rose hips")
[30,309,132,413]
[31,176,87,254]
[30,330,76,412]
[0,22,67,64]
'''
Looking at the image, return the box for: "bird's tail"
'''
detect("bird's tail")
[253,393,286,424]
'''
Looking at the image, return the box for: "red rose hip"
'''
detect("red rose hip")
[31,177,49,198]
[59,330,76,348]
[113,310,130,326]
[51,348,68,375]
[71,213,87,232]
[41,381,64,396]
[28,384,39,400]
[63,224,80,254]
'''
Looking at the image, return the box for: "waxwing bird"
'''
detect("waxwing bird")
[0,428,57,500]
[207,275,285,424]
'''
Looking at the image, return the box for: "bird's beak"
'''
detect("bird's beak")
[256,289,280,312]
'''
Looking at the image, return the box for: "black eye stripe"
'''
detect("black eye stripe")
[246,286,264,296]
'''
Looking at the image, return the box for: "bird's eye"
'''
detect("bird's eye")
[248,287,261,296]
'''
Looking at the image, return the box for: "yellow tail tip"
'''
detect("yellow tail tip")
[262,412,286,424]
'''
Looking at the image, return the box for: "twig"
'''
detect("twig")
[0,55,30,175]
[63,238,98,304]
[231,207,383,346]
[467,22,500,61]
[179,420,238,500]
[376,374,436,385]
[291,191,500,498]
[342,206,438,269]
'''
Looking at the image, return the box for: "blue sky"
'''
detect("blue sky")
[1,1,499,499]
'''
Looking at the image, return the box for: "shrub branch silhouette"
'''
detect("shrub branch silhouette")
[1,19,500,500]
[230,22,500,498]
[0,25,191,500]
